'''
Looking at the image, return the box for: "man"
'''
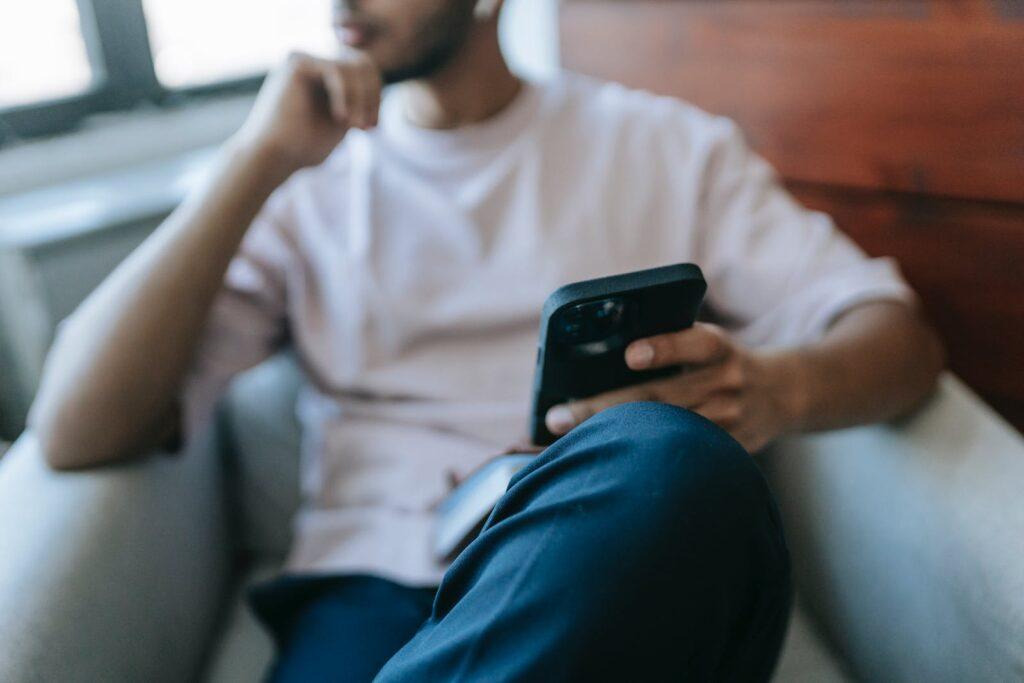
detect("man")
[29,0,945,680]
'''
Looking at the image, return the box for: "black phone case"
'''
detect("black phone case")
[530,263,706,445]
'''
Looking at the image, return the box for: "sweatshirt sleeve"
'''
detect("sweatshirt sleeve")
[689,116,916,348]
[180,200,295,442]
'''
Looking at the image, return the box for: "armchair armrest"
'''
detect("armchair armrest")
[765,374,1024,681]
[0,428,232,683]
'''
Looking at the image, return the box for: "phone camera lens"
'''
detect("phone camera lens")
[556,297,629,347]
[594,299,625,325]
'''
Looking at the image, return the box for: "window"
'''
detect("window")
[0,0,94,108]
[143,0,334,89]
[0,0,333,145]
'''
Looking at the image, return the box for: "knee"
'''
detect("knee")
[571,401,773,532]
[589,400,734,450]
[584,401,750,482]
[583,402,787,572]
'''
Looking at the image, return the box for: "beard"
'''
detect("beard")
[379,0,478,85]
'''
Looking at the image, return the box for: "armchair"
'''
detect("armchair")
[1,353,1021,681]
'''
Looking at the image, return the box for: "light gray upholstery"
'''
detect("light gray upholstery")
[763,376,1024,682]
[1,355,1021,682]
[0,428,230,682]
[220,353,303,561]
[202,563,278,683]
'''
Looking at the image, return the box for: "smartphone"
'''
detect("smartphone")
[530,263,707,445]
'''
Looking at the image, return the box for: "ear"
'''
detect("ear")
[474,0,502,21]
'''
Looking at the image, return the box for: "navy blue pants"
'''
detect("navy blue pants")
[250,402,792,682]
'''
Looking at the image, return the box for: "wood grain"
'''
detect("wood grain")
[561,0,1024,204]
[789,182,1024,429]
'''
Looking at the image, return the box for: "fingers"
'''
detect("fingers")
[691,393,743,430]
[306,53,382,129]
[626,323,731,370]
[317,60,349,123]
[345,53,382,128]
[545,353,746,437]
[546,382,661,436]
[361,63,383,127]
[659,361,741,406]
[339,59,368,127]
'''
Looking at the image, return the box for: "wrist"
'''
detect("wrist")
[224,134,303,187]
[760,348,812,436]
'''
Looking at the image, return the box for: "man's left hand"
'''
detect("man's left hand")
[544,323,803,453]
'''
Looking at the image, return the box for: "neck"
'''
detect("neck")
[397,20,522,130]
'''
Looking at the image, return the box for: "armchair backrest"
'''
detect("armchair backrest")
[219,352,304,563]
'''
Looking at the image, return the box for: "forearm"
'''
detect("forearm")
[775,301,946,434]
[29,140,295,469]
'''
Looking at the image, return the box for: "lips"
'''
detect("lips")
[338,20,376,48]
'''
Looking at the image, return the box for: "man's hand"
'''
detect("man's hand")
[544,323,802,453]
[234,50,383,173]
[28,52,386,469]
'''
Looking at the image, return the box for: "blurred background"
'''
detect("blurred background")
[0,0,1021,446]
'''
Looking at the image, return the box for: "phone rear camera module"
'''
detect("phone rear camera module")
[555,297,632,354]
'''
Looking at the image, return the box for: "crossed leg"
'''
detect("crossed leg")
[374,402,792,682]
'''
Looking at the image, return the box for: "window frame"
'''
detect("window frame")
[0,0,265,146]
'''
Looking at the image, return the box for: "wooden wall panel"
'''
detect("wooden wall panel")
[561,1,1024,203]
[788,183,1024,428]
[561,0,1024,431]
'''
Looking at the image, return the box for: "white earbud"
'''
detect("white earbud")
[474,0,501,20]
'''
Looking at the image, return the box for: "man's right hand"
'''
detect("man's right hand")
[235,50,383,173]
[31,50,386,471]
